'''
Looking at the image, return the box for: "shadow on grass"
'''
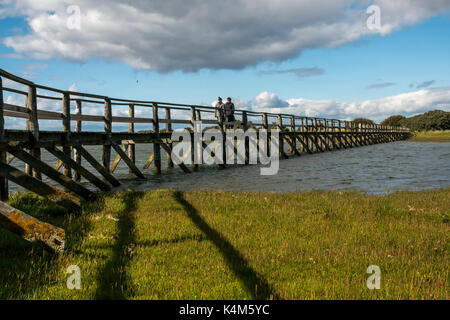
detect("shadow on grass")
[173,191,280,300]
[94,191,143,300]
[0,193,94,299]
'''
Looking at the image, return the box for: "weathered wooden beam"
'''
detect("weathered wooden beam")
[111,143,145,179]
[7,148,92,200]
[0,162,80,211]
[143,152,155,169]
[54,159,63,171]
[45,146,111,191]
[0,201,65,253]
[159,140,191,174]
[110,144,127,173]
[71,144,120,188]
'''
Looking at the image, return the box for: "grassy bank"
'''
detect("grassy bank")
[0,188,448,300]
[408,130,450,142]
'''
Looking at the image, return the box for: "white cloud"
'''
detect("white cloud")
[1,0,449,72]
[255,91,289,109]
[251,87,450,122]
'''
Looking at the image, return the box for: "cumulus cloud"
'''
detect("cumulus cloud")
[1,0,450,72]
[251,87,450,122]
[255,91,289,109]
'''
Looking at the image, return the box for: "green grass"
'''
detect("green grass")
[408,130,450,142]
[0,188,449,300]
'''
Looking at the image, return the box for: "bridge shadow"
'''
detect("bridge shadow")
[173,191,279,300]
[94,191,142,300]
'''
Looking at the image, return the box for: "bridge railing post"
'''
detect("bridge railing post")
[0,76,8,200]
[242,111,249,164]
[195,108,202,168]
[277,114,284,158]
[73,99,82,181]
[103,97,112,172]
[190,106,198,170]
[62,92,72,178]
[262,113,268,155]
[128,104,136,173]
[25,83,42,180]
[165,107,173,168]
[153,103,161,174]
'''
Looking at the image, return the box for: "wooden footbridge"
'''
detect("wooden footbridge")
[0,69,410,252]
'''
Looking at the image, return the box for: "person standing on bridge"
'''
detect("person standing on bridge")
[215,97,225,124]
[223,97,235,129]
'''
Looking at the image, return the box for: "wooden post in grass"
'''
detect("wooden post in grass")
[25,84,42,180]
[62,92,72,178]
[128,104,136,173]
[73,99,82,181]
[153,103,161,174]
[0,201,65,253]
[0,76,8,200]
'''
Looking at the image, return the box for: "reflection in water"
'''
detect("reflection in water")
[7,141,450,194]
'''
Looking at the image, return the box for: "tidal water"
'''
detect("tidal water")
[7,141,450,195]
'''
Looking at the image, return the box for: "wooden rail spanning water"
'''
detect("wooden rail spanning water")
[0,69,410,252]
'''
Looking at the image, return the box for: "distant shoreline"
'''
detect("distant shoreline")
[408,130,450,142]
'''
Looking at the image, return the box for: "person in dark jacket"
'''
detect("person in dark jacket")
[223,97,235,128]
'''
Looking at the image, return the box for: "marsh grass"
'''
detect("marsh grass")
[408,130,450,142]
[0,188,448,299]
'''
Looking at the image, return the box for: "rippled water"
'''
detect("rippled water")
[8,141,450,194]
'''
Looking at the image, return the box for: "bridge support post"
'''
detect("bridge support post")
[190,106,198,171]
[128,104,136,173]
[165,107,173,168]
[62,92,72,178]
[73,99,82,181]
[25,84,42,180]
[0,76,8,201]
[153,103,161,174]
[242,111,249,164]
[103,98,112,172]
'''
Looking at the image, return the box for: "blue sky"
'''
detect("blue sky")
[1,1,450,123]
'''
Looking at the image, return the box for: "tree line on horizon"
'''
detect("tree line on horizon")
[352,110,450,131]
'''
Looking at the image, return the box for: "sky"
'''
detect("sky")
[1,0,450,130]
